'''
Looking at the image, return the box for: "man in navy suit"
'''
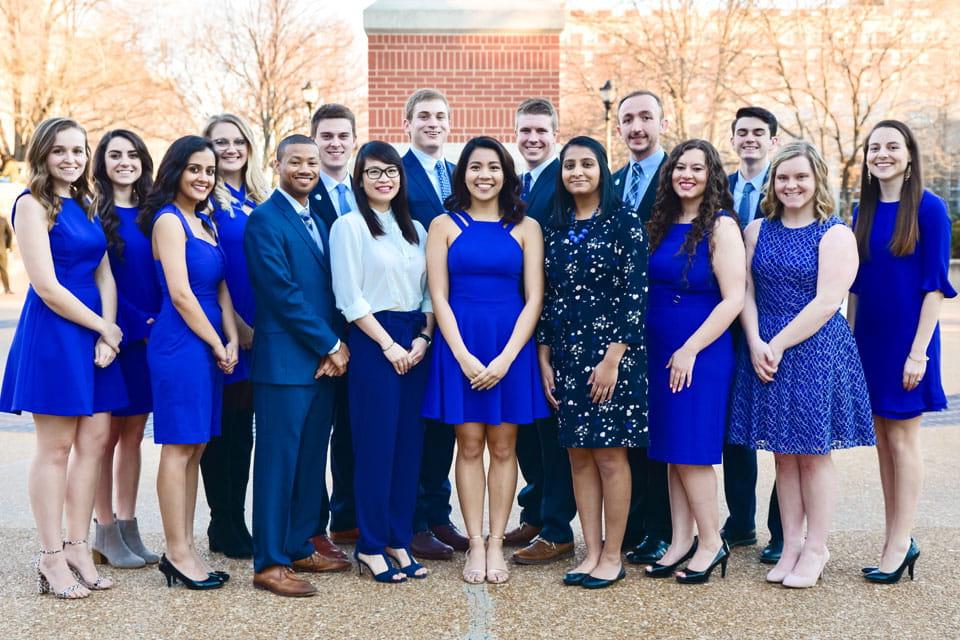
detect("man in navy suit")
[306,104,360,549]
[508,98,577,566]
[246,135,351,597]
[400,88,468,560]
[722,106,783,564]
[611,90,674,566]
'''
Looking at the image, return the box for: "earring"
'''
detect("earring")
[905,164,912,181]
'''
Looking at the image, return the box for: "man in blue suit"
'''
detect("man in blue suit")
[246,135,351,597]
[611,90,674,567]
[306,104,360,550]
[508,98,577,566]
[722,106,783,564]
[400,88,468,560]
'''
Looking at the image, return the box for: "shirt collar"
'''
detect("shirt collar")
[319,170,352,195]
[632,148,666,177]
[409,145,445,173]
[276,187,309,216]
[527,155,557,185]
[738,163,770,191]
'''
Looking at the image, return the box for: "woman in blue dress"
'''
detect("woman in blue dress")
[423,136,548,584]
[728,141,874,588]
[538,137,647,589]
[0,118,127,598]
[850,120,956,584]
[199,114,269,559]
[90,129,161,568]
[644,140,744,584]
[138,136,238,590]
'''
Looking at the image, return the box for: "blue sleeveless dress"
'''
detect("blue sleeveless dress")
[647,221,735,465]
[422,211,549,425]
[148,205,226,444]
[0,194,127,415]
[727,216,874,454]
[109,205,161,416]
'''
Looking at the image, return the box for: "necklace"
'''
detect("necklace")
[567,207,598,245]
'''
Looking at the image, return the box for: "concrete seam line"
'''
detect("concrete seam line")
[462,583,495,640]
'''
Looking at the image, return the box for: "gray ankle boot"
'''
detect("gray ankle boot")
[117,517,160,564]
[92,518,146,568]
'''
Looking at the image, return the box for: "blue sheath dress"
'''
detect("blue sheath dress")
[0,194,127,416]
[422,211,549,425]
[852,191,956,419]
[647,222,735,465]
[727,217,875,455]
[109,205,161,416]
[148,205,226,445]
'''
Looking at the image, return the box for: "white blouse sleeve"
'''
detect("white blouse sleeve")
[416,221,433,314]
[330,215,372,322]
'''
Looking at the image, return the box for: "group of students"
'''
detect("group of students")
[0,87,953,599]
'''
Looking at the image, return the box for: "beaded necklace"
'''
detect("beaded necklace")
[566,206,599,264]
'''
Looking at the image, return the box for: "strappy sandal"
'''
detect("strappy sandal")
[34,548,87,599]
[485,534,510,584]
[63,539,113,590]
[462,535,486,584]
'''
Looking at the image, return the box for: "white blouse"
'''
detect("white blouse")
[330,208,432,322]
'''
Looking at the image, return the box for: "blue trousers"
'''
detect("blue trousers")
[252,381,334,572]
[535,415,577,543]
[722,443,783,541]
[318,376,356,534]
[350,311,427,554]
[516,421,543,528]
[625,447,672,545]
[413,422,455,532]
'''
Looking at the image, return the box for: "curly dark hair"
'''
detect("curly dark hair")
[137,136,218,237]
[92,129,154,260]
[647,139,735,272]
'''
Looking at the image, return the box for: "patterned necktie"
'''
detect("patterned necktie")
[335,183,350,216]
[435,160,452,201]
[298,212,323,252]
[738,182,756,227]
[521,172,533,202]
[625,162,644,208]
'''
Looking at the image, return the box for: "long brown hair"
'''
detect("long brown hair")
[648,139,735,263]
[854,120,922,260]
[26,117,94,225]
[760,141,834,222]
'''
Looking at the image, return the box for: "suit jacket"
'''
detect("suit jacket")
[523,158,560,226]
[308,175,356,232]
[612,156,666,222]
[402,149,455,228]
[244,189,341,386]
[728,169,770,225]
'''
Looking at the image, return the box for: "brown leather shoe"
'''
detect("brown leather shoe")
[330,528,360,544]
[512,537,575,565]
[411,530,453,560]
[292,551,351,573]
[253,565,317,597]
[309,534,349,562]
[431,523,469,552]
[503,522,541,547]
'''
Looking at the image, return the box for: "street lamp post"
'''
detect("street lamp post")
[302,81,320,116]
[599,80,615,166]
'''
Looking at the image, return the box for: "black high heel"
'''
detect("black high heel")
[675,540,729,584]
[865,539,919,584]
[209,571,230,583]
[158,554,223,590]
[645,537,698,578]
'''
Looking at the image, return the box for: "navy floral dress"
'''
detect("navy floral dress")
[538,205,648,448]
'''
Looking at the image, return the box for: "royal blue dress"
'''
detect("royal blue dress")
[727,217,874,455]
[852,191,956,419]
[148,205,226,444]
[108,205,161,416]
[647,221,735,465]
[538,206,648,448]
[212,184,255,384]
[423,211,549,425]
[0,194,127,416]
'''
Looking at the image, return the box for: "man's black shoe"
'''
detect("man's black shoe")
[625,535,670,565]
[720,528,758,548]
[759,539,783,564]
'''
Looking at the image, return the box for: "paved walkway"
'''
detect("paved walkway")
[0,298,958,639]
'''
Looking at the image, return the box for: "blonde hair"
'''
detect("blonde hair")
[760,141,835,222]
[202,113,270,214]
[26,117,94,226]
[404,89,450,123]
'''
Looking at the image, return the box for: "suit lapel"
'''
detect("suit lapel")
[271,190,329,272]
[635,157,665,221]
[404,150,444,213]
[612,165,627,203]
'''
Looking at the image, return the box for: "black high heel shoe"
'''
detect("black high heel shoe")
[675,540,729,584]
[645,537,698,579]
[385,548,429,579]
[158,555,223,590]
[865,539,919,584]
[209,570,230,583]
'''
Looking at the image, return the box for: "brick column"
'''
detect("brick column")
[364,1,565,149]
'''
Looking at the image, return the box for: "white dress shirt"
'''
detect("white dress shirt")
[319,171,358,216]
[409,145,446,201]
[329,208,432,323]
[523,154,557,190]
[733,164,769,218]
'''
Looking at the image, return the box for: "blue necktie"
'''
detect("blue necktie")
[298,212,323,252]
[335,183,350,216]
[625,162,644,208]
[520,172,533,202]
[738,182,756,227]
[435,160,452,202]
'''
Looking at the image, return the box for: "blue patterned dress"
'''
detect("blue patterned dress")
[727,216,874,455]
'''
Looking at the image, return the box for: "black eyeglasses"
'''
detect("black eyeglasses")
[212,138,248,150]
[363,166,400,180]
